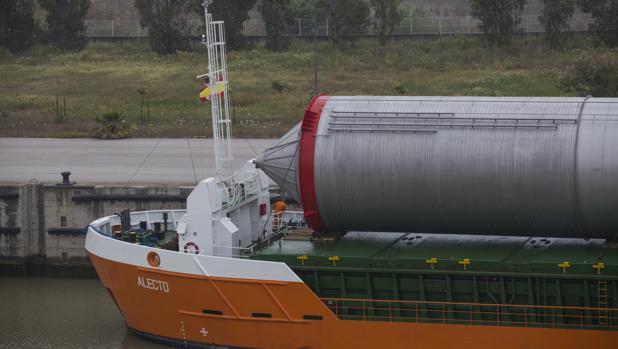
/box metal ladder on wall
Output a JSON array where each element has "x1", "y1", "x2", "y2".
[
  {"x1": 598, "y1": 280, "x2": 609, "y2": 326},
  {"x1": 199, "y1": 0, "x2": 233, "y2": 178}
]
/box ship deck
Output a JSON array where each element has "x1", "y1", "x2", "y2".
[{"x1": 252, "y1": 231, "x2": 618, "y2": 276}]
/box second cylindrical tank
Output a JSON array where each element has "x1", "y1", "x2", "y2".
[{"x1": 256, "y1": 95, "x2": 618, "y2": 238}]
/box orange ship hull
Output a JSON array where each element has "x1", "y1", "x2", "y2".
[{"x1": 91, "y1": 253, "x2": 618, "y2": 349}]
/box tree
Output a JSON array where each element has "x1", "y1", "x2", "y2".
[
  {"x1": 539, "y1": 0, "x2": 575, "y2": 48},
  {"x1": 38, "y1": 0, "x2": 90, "y2": 51},
  {"x1": 323, "y1": 0, "x2": 370, "y2": 47},
  {"x1": 0, "y1": 0, "x2": 36, "y2": 52},
  {"x1": 470, "y1": 0, "x2": 526, "y2": 46},
  {"x1": 259, "y1": 0, "x2": 290, "y2": 52},
  {"x1": 191, "y1": 0, "x2": 257, "y2": 51},
  {"x1": 370, "y1": 0, "x2": 402, "y2": 45},
  {"x1": 577, "y1": 0, "x2": 618, "y2": 47},
  {"x1": 135, "y1": 0, "x2": 190, "y2": 55}
]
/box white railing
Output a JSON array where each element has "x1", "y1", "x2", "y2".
[
  {"x1": 88, "y1": 209, "x2": 187, "y2": 237},
  {"x1": 212, "y1": 210, "x2": 307, "y2": 258},
  {"x1": 84, "y1": 14, "x2": 594, "y2": 38},
  {"x1": 220, "y1": 173, "x2": 260, "y2": 210}
]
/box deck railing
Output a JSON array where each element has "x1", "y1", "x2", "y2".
[{"x1": 321, "y1": 297, "x2": 618, "y2": 330}]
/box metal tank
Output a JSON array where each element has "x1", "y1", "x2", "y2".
[{"x1": 255, "y1": 95, "x2": 618, "y2": 238}]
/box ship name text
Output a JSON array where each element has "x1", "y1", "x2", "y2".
[{"x1": 137, "y1": 276, "x2": 170, "y2": 293}]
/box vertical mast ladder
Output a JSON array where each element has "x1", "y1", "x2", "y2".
[
  {"x1": 201, "y1": 0, "x2": 233, "y2": 178},
  {"x1": 598, "y1": 280, "x2": 609, "y2": 326}
]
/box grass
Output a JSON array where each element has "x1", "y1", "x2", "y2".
[{"x1": 0, "y1": 35, "x2": 612, "y2": 138}]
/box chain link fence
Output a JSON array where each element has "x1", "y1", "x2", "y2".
[{"x1": 85, "y1": 14, "x2": 594, "y2": 38}]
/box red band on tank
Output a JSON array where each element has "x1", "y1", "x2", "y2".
[{"x1": 298, "y1": 95, "x2": 329, "y2": 232}]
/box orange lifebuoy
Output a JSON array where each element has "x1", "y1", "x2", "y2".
[
  {"x1": 147, "y1": 251, "x2": 161, "y2": 267},
  {"x1": 183, "y1": 241, "x2": 200, "y2": 254}
]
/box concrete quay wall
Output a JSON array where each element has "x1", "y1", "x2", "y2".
[{"x1": 0, "y1": 183, "x2": 192, "y2": 277}]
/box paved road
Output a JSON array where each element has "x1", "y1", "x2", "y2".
[{"x1": 0, "y1": 138, "x2": 275, "y2": 185}]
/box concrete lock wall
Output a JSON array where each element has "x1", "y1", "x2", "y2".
[{"x1": 0, "y1": 183, "x2": 192, "y2": 277}]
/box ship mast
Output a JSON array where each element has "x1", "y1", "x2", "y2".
[{"x1": 200, "y1": 0, "x2": 233, "y2": 178}]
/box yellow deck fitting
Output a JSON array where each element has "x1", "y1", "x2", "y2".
[
  {"x1": 458, "y1": 258, "x2": 471, "y2": 270},
  {"x1": 593, "y1": 262, "x2": 606, "y2": 274},
  {"x1": 425, "y1": 257, "x2": 438, "y2": 269},
  {"x1": 296, "y1": 255, "x2": 308, "y2": 265},
  {"x1": 328, "y1": 256, "x2": 340, "y2": 266},
  {"x1": 558, "y1": 261, "x2": 571, "y2": 273}
]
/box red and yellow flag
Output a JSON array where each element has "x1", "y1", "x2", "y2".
[{"x1": 199, "y1": 82, "x2": 225, "y2": 103}]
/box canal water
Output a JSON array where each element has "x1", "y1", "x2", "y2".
[{"x1": 0, "y1": 277, "x2": 169, "y2": 349}]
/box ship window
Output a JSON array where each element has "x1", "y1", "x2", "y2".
[
  {"x1": 303, "y1": 315, "x2": 323, "y2": 320},
  {"x1": 202, "y1": 309, "x2": 223, "y2": 315},
  {"x1": 251, "y1": 312, "x2": 272, "y2": 318}
]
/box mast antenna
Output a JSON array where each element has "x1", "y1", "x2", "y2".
[{"x1": 199, "y1": 0, "x2": 233, "y2": 178}]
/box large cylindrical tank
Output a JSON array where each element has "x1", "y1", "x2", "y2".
[{"x1": 255, "y1": 96, "x2": 618, "y2": 238}]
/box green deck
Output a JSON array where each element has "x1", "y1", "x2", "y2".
[
  {"x1": 252, "y1": 232, "x2": 618, "y2": 329},
  {"x1": 252, "y1": 232, "x2": 618, "y2": 276}
]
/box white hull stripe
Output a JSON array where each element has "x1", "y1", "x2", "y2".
[{"x1": 85, "y1": 228, "x2": 302, "y2": 283}]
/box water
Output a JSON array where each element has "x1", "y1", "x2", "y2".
[{"x1": 0, "y1": 277, "x2": 169, "y2": 349}]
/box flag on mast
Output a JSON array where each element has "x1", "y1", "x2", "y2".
[{"x1": 200, "y1": 82, "x2": 225, "y2": 103}]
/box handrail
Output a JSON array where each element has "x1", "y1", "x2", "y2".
[
  {"x1": 321, "y1": 297, "x2": 617, "y2": 330},
  {"x1": 321, "y1": 297, "x2": 618, "y2": 312}
]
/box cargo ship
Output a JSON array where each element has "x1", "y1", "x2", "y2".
[{"x1": 86, "y1": 3, "x2": 618, "y2": 348}]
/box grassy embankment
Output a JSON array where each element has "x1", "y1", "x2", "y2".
[{"x1": 0, "y1": 36, "x2": 609, "y2": 138}]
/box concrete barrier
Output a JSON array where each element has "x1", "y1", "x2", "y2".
[{"x1": 0, "y1": 182, "x2": 192, "y2": 277}]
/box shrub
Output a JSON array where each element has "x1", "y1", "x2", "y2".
[
  {"x1": 271, "y1": 80, "x2": 285, "y2": 93},
  {"x1": 92, "y1": 112, "x2": 134, "y2": 139},
  {"x1": 393, "y1": 81, "x2": 407, "y2": 94},
  {"x1": 561, "y1": 53, "x2": 618, "y2": 96}
]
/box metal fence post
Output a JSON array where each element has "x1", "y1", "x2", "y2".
[
  {"x1": 298, "y1": 19, "x2": 302, "y2": 36},
  {"x1": 111, "y1": 20, "x2": 114, "y2": 38},
  {"x1": 326, "y1": 18, "x2": 329, "y2": 36},
  {"x1": 137, "y1": 21, "x2": 140, "y2": 37}
]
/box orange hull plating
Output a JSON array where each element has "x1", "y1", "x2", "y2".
[{"x1": 91, "y1": 254, "x2": 618, "y2": 349}]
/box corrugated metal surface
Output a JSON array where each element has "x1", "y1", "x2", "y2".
[
  {"x1": 262, "y1": 96, "x2": 618, "y2": 238},
  {"x1": 254, "y1": 123, "x2": 301, "y2": 201}
]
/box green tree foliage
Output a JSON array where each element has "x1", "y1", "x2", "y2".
[
  {"x1": 92, "y1": 112, "x2": 134, "y2": 139},
  {"x1": 135, "y1": 0, "x2": 190, "y2": 55},
  {"x1": 191, "y1": 0, "x2": 257, "y2": 51},
  {"x1": 561, "y1": 53, "x2": 618, "y2": 96},
  {"x1": 324, "y1": 0, "x2": 370, "y2": 47},
  {"x1": 259, "y1": 0, "x2": 290, "y2": 52},
  {"x1": 539, "y1": 0, "x2": 575, "y2": 48},
  {"x1": 370, "y1": 0, "x2": 402, "y2": 45},
  {"x1": 0, "y1": 0, "x2": 36, "y2": 52},
  {"x1": 577, "y1": 0, "x2": 618, "y2": 47},
  {"x1": 38, "y1": 0, "x2": 90, "y2": 51},
  {"x1": 289, "y1": 0, "x2": 322, "y2": 18},
  {"x1": 470, "y1": 0, "x2": 526, "y2": 46}
]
